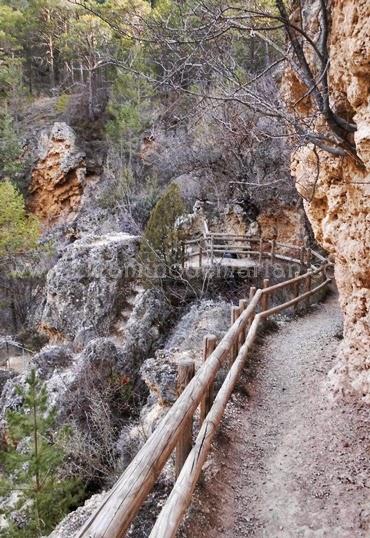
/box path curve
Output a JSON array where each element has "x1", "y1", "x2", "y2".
[{"x1": 180, "y1": 294, "x2": 370, "y2": 538}]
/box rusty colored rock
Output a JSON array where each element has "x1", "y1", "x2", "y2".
[
  {"x1": 28, "y1": 122, "x2": 86, "y2": 224},
  {"x1": 285, "y1": 0, "x2": 370, "y2": 401}
]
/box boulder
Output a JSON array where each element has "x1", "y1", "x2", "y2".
[
  {"x1": 40, "y1": 233, "x2": 140, "y2": 341},
  {"x1": 32, "y1": 344, "x2": 73, "y2": 380}
]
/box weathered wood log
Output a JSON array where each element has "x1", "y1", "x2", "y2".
[
  {"x1": 175, "y1": 360, "x2": 195, "y2": 478},
  {"x1": 230, "y1": 306, "x2": 241, "y2": 365},
  {"x1": 200, "y1": 335, "x2": 217, "y2": 423},
  {"x1": 149, "y1": 316, "x2": 261, "y2": 538},
  {"x1": 77, "y1": 290, "x2": 262, "y2": 538},
  {"x1": 239, "y1": 299, "x2": 248, "y2": 345}
]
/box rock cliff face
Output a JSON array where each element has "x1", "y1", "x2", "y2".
[
  {"x1": 28, "y1": 122, "x2": 86, "y2": 223},
  {"x1": 41, "y1": 233, "x2": 140, "y2": 341},
  {"x1": 285, "y1": 0, "x2": 370, "y2": 401}
]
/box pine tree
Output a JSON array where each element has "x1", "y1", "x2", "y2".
[{"x1": 0, "y1": 370, "x2": 83, "y2": 537}]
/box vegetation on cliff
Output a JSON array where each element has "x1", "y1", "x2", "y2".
[{"x1": 0, "y1": 370, "x2": 83, "y2": 537}]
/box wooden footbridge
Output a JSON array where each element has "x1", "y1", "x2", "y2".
[
  {"x1": 181, "y1": 231, "x2": 315, "y2": 272},
  {"x1": 78, "y1": 236, "x2": 332, "y2": 538}
]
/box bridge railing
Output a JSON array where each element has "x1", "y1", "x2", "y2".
[
  {"x1": 182, "y1": 233, "x2": 327, "y2": 271},
  {"x1": 77, "y1": 240, "x2": 332, "y2": 538}
]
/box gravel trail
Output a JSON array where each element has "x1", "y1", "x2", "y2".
[{"x1": 180, "y1": 294, "x2": 370, "y2": 538}]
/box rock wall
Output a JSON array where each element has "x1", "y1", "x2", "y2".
[
  {"x1": 285, "y1": 0, "x2": 370, "y2": 401},
  {"x1": 28, "y1": 122, "x2": 86, "y2": 223},
  {"x1": 41, "y1": 233, "x2": 140, "y2": 341},
  {"x1": 257, "y1": 206, "x2": 307, "y2": 245}
]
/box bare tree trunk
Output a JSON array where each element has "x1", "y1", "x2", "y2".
[{"x1": 88, "y1": 68, "x2": 94, "y2": 120}]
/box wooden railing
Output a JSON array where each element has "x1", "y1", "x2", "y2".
[
  {"x1": 182, "y1": 233, "x2": 325, "y2": 270},
  {"x1": 78, "y1": 239, "x2": 332, "y2": 538}
]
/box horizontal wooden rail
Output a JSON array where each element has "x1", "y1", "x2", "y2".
[
  {"x1": 260, "y1": 278, "x2": 331, "y2": 318},
  {"x1": 77, "y1": 291, "x2": 262, "y2": 538},
  {"x1": 79, "y1": 232, "x2": 332, "y2": 538},
  {"x1": 150, "y1": 316, "x2": 261, "y2": 538}
]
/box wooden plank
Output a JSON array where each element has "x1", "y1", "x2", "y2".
[
  {"x1": 149, "y1": 316, "x2": 261, "y2": 538},
  {"x1": 175, "y1": 360, "x2": 195, "y2": 478},
  {"x1": 77, "y1": 290, "x2": 263, "y2": 538}
]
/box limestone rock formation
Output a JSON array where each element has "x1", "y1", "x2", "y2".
[
  {"x1": 48, "y1": 491, "x2": 107, "y2": 538},
  {"x1": 28, "y1": 122, "x2": 86, "y2": 223},
  {"x1": 139, "y1": 300, "x2": 229, "y2": 436},
  {"x1": 41, "y1": 233, "x2": 140, "y2": 341},
  {"x1": 175, "y1": 200, "x2": 207, "y2": 235},
  {"x1": 285, "y1": 0, "x2": 370, "y2": 401},
  {"x1": 257, "y1": 206, "x2": 307, "y2": 245}
]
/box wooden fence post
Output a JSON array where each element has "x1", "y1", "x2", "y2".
[
  {"x1": 261, "y1": 278, "x2": 270, "y2": 312},
  {"x1": 305, "y1": 270, "x2": 312, "y2": 311},
  {"x1": 239, "y1": 299, "x2": 248, "y2": 348},
  {"x1": 294, "y1": 271, "x2": 300, "y2": 314},
  {"x1": 176, "y1": 360, "x2": 195, "y2": 478},
  {"x1": 230, "y1": 306, "x2": 241, "y2": 366},
  {"x1": 200, "y1": 335, "x2": 217, "y2": 423},
  {"x1": 248, "y1": 286, "x2": 257, "y2": 328}
]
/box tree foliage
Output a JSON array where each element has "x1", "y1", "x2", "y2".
[
  {"x1": 140, "y1": 183, "x2": 185, "y2": 274},
  {"x1": 0, "y1": 181, "x2": 39, "y2": 256},
  {"x1": 0, "y1": 370, "x2": 83, "y2": 537}
]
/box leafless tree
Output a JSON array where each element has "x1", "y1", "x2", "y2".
[{"x1": 74, "y1": 0, "x2": 358, "y2": 162}]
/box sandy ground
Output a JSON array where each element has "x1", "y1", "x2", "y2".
[{"x1": 179, "y1": 294, "x2": 370, "y2": 538}]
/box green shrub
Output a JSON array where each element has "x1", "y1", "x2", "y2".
[
  {"x1": 139, "y1": 183, "x2": 185, "y2": 276},
  {"x1": 55, "y1": 93, "x2": 71, "y2": 114}
]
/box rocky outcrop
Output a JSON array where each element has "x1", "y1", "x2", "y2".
[
  {"x1": 41, "y1": 233, "x2": 140, "y2": 341},
  {"x1": 139, "y1": 300, "x2": 229, "y2": 436},
  {"x1": 257, "y1": 206, "x2": 307, "y2": 245},
  {"x1": 28, "y1": 122, "x2": 86, "y2": 223},
  {"x1": 48, "y1": 492, "x2": 107, "y2": 538},
  {"x1": 175, "y1": 200, "x2": 207, "y2": 235},
  {"x1": 285, "y1": 0, "x2": 370, "y2": 401}
]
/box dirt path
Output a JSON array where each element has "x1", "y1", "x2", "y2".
[{"x1": 180, "y1": 294, "x2": 370, "y2": 538}]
